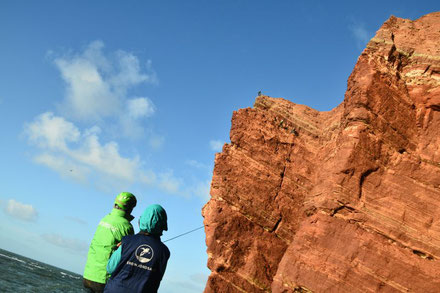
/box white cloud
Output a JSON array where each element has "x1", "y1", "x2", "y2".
[
  {"x1": 158, "y1": 171, "x2": 183, "y2": 194},
  {"x1": 119, "y1": 116, "x2": 145, "y2": 139},
  {"x1": 23, "y1": 41, "x2": 207, "y2": 200},
  {"x1": 54, "y1": 40, "x2": 157, "y2": 123},
  {"x1": 192, "y1": 179, "x2": 211, "y2": 201},
  {"x1": 33, "y1": 153, "x2": 89, "y2": 183},
  {"x1": 25, "y1": 112, "x2": 144, "y2": 185},
  {"x1": 42, "y1": 233, "x2": 88, "y2": 254},
  {"x1": 4, "y1": 199, "x2": 38, "y2": 222},
  {"x1": 185, "y1": 160, "x2": 209, "y2": 170},
  {"x1": 65, "y1": 216, "x2": 88, "y2": 226},
  {"x1": 209, "y1": 140, "x2": 224, "y2": 152},
  {"x1": 139, "y1": 170, "x2": 157, "y2": 185},
  {"x1": 190, "y1": 273, "x2": 209, "y2": 285},
  {"x1": 166, "y1": 273, "x2": 208, "y2": 293},
  {"x1": 127, "y1": 97, "x2": 155, "y2": 119},
  {"x1": 149, "y1": 135, "x2": 165, "y2": 149},
  {"x1": 349, "y1": 21, "x2": 372, "y2": 49},
  {"x1": 112, "y1": 52, "x2": 157, "y2": 88},
  {"x1": 70, "y1": 134, "x2": 141, "y2": 181},
  {"x1": 55, "y1": 49, "x2": 118, "y2": 121},
  {"x1": 25, "y1": 112, "x2": 189, "y2": 196},
  {"x1": 25, "y1": 112, "x2": 80, "y2": 150},
  {"x1": 119, "y1": 97, "x2": 156, "y2": 138},
  {"x1": 166, "y1": 280, "x2": 204, "y2": 293}
]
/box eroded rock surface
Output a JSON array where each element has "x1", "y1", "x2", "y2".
[{"x1": 202, "y1": 12, "x2": 440, "y2": 292}]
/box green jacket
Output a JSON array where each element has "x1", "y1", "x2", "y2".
[{"x1": 83, "y1": 208, "x2": 134, "y2": 284}]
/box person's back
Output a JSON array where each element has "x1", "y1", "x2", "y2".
[
  {"x1": 104, "y1": 204, "x2": 170, "y2": 293},
  {"x1": 83, "y1": 192, "x2": 137, "y2": 293}
]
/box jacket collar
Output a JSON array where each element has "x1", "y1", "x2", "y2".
[
  {"x1": 139, "y1": 230, "x2": 160, "y2": 239},
  {"x1": 111, "y1": 208, "x2": 134, "y2": 221}
]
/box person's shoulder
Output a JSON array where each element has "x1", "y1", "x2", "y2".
[
  {"x1": 160, "y1": 241, "x2": 170, "y2": 257},
  {"x1": 122, "y1": 233, "x2": 135, "y2": 242},
  {"x1": 97, "y1": 212, "x2": 114, "y2": 226},
  {"x1": 116, "y1": 216, "x2": 131, "y2": 224},
  {"x1": 105, "y1": 212, "x2": 133, "y2": 230},
  {"x1": 100, "y1": 212, "x2": 112, "y2": 221},
  {"x1": 116, "y1": 220, "x2": 133, "y2": 234},
  {"x1": 110, "y1": 212, "x2": 131, "y2": 225}
]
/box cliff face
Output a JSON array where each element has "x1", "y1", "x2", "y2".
[{"x1": 202, "y1": 12, "x2": 440, "y2": 292}]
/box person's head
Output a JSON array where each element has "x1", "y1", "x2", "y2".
[
  {"x1": 114, "y1": 192, "x2": 137, "y2": 214},
  {"x1": 139, "y1": 204, "x2": 168, "y2": 236}
]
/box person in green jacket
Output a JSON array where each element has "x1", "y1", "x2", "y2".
[{"x1": 83, "y1": 192, "x2": 137, "y2": 293}]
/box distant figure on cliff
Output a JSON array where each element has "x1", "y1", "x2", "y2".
[
  {"x1": 104, "y1": 204, "x2": 170, "y2": 293},
  {"x1": 83, "y1": 192, "x2": 137, "y2": 293},
  {"x1": 258, "y1": 90, "x2": 262, "y2": 96}
]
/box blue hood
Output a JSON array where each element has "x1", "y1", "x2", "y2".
[{"x1": 139, "y1": 204, "x2": 168, "y2": 236}]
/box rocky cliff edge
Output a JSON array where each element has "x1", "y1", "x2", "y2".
[{"x1": 202, "y1": 12, "x2": 440, "y2": 292}]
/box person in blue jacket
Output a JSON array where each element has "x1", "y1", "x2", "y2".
[{"x1": 104, "y1": 204, "x2": 170, "y2": 293}]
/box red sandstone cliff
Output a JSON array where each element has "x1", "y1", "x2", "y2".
[{"x1": 202, "y1": 12, "x2": 440, "y2": 292}]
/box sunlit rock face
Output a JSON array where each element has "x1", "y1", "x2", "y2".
[{"x1": 202, "y1": 12, "x2": 440, "y2": 292}]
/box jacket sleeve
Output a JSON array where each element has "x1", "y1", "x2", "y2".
[
  {"x1": 159, "y1": 246, "x2": 171, "y2": 281},
  {"x1": 107, "y1": 245, "x2": 122, "y2": 274}
]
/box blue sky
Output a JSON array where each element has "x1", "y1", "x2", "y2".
[{"x1": 0, "y1": 1, "x2": 438, "y2": 292}]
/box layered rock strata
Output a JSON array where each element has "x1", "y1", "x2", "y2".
[{"x1": 202, "y1": 12, "x2": 440, "y2": 292}]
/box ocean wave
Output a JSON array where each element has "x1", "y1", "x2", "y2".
[
  {"x1": 0, "y1": 253, "x2": 26, "y2": 264},
  {"x1": 60, "y1": 271, "x2": 81, "y2": 279},
  {"x1": 29, "y1": 262, "x2": 45, "y2": 270}
]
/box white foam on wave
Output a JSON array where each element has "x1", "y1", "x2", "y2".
[
  {"x1": 29, "y1": 262, "x2": 45, "y2": 270},
  {"x1": 60, "y1": 271, "x2": 80, "y2": 279},
  {"x1": 0, "y1": 253, "x2": 26, "y2": 264}
]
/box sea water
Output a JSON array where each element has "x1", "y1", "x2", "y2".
[{"x1": 0, "y1": 248, "x2": 86, "y2": 292}]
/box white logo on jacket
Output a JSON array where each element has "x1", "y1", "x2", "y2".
[{"x1": 135, "y1": 244, "x2": 154, "y2": 263}]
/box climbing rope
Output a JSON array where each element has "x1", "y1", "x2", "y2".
[{"x1": 163, "y1": 225, "x2": 205, "y2": 243}]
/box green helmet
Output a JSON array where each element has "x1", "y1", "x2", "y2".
[{"x1": 114, "y1": 192, "x2": 137, "y2": 211}]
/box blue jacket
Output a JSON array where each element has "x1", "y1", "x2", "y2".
[{"x1": 104, "y1": 204, "x2": 170, "y2": 293}]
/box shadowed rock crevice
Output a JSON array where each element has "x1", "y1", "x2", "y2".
[
  {"x1": 270, "y1": 217, "x2": 282, "y2": 233},
  {"x1": 331, "y1": 204, "x2": 356, "y2": 217},
  {"x1": 203, "y1": 12, "x2": 440, "y2": 292},
  {"x1": 412, "y1": 249, "x2": 434, "y2": 260},
  {"x1": 358, "y1": 167, "x2": 379, "y2": 199}
]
